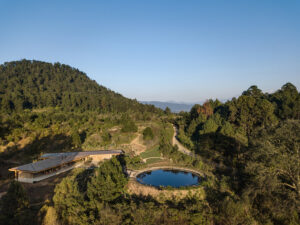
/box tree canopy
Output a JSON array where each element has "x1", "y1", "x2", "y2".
[
  {"x1": 0, "y1": 181, "x2": 31, "y2": 225},
  {"x1": 0, "y1": 60, "x2": 160, "y2": 114}
]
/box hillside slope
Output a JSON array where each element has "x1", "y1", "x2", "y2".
[{"x1": 0, "y1": 60, "x2": 158, "y2": 113}]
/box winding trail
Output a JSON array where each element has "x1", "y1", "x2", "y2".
[
  {"x1": 172, "y1": 125, "x2": 195, "y2": 157},
  {"x1": 141, "y1": 156, "x2": 164, "y2": 163}
]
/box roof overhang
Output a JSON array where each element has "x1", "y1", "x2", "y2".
[{"x1": 9, "y1": 150, "x2": 123, "y2": 173}]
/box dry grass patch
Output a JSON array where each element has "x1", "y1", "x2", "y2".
[{"x1": 126, "y1": 179, "x2": 205, "y2": 202}]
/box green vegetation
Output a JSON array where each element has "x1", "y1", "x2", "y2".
[
  {"x1": 0, "y1": 110, "x2": 146, "y2": 164},
  {"x1": 0, "y1": 181, "x2": 32, "y2": 225},
  {"x1": 47, "y1": 156, "x2": 213, "y2": 225},
  {"x1": 121, "y1": 119, "x2": 138, "y2": 133},
  {"x1": 159, "y1": 129, "x2": 206, "y2": 171},
  {"x1": 145, "y1": 157, "x2": 163, "y2": 164},
  {"x1": 0, "y1": 60, "x2": 299, "y2": 225},
  {"x1": 140, "y1": 146, "x2": 160, "y2": 159},
  {"x1": 123, "y1": 155, "x2": 144, "y2": 170},
  {"x1": 52, "y1": 157, "x2": 127, "y2": 224},
  {"x1": 0, "y1": 60, "x2": 161, "y2": 114},
  {"x1": 244, "y1": 120, "x2": 300, "y2": 224},
  {"x1": 174, "y1": 83, "x2": 300, "y2": 224},
  {"x1": 142, "y1": 127, "x2": 154, "y2": 140}
]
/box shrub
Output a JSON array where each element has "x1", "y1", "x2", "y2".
[
  {"x1": 121, "y1": 120, "x2": 138, "y2": 133},
  {"x1": 101, "y1": 131, "x2": 112, "y2": 145},
  {"x1": 42, "y1": 206, "x2": 60, "y2": 225},
  {"x1": 143, "y1": 127, "x2": 154, "y2": 140}
]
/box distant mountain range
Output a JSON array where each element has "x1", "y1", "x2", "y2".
[{"x1": 141, "y1": 101, "x2": 198, "y2": 113}]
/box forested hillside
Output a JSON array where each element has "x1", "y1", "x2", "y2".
[{"x1": 0, "y1": 60, "x2": 158, "y2": 113}]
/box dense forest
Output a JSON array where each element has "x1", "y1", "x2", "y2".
[
  {"x1": 0, "y1": 60, "x2": 299, "y2": 225},
  {"x1": 176, "y1": 83, "x2": 300, "y2": 151},
  {"x1": 174, "y1": 83, "x2": 300, "y2": 224},
  {"x1": 0, "y1": 60, "x2": 159, "y2": 113}
]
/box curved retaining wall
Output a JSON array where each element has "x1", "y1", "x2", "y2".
[{"x1": 129, "y1": 166, "x2": 204, "y2": 178}]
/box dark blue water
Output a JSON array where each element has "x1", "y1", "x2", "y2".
[{"x1": 136, "y1": 169, "x2": 201, "y2": 188}]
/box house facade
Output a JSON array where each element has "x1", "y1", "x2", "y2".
[{"x1": 9, "y1": 150, "x2": 123, "y2": 183}]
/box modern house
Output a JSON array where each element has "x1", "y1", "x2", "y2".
[{"x1": 9, "y1": 150, "x2": 123, "y2": 183}]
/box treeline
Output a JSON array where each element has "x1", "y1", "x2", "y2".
[
  {"x1": 177, "y1": 83, "x2": 300, "y2": 151},
  {"x1": 0, "y1": 60, "x2": 160, "y2": 114}
]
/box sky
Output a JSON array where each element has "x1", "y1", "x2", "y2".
[{"x1": 0, "y1": 0, "x2": 299, "y2": 103}]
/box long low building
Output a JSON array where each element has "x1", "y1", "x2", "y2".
[{"x1": 9, "y1": 150, "x2": 123, "y2": 183}]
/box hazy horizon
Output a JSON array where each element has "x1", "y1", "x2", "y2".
[{"x1": 1, "y1": 0, "x2": 299, "y2": 102}]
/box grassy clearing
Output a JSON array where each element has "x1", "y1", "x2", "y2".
[
  {"x1": 146, "y1": 158, "x2": 162, "y2": 164},
  {"x1": 140, "y1": 145, "x2": 160, "y2": 159},
  {"x1": 114, "y1": 132, "x2": 136, "y2": 145}
]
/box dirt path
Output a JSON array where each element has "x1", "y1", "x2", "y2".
[
  {"x1": 142, "y1": 156, "x2": 164, "y2": 163},
  {"x1": 172, "y1": 125, "x2": 194, "y2": 156},
  {"x1": 130, "y1": 133, "x2": 147, "y2": 155}
]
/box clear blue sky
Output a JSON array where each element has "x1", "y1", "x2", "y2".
[{"x1": 1, "y1": 0, "x2": 299, "y2": 102}]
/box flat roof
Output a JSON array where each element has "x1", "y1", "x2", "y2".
[
  {"x1": 40, "y1": 150, "x2": 123, "y2": 159},
  {"x1": 9, "y1": 150, "x2": 123, "y2": 173}
]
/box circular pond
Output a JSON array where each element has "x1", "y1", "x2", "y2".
[{"x1": 136, "y1": 169, "x2": 202, "y2": 188}]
